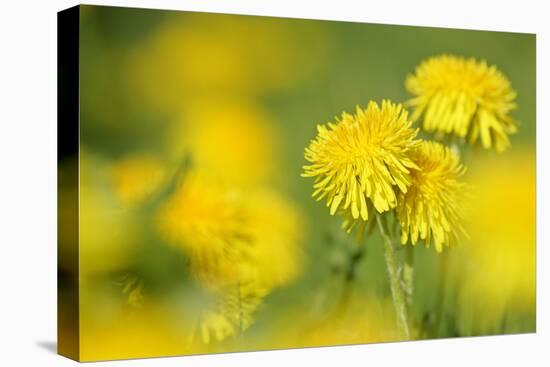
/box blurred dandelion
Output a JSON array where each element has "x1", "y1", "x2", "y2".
[
  {"x1": 406, "y1": 54, "x2": 517, "y2": 152},
  {"x1": 302, "y1": 100, "x2": 420, "y2": 226},
  {"x1": 156, "y1": 173, "x2": 304, "y2": 343},
  {"x1": 195, "y1": 190, "x2": 303, "y2": 343},
  {"x1": 155, "y1": 173, "x2": 251, "y2": 283},
  {"x1": 170, "y1": 99, "x2": 281, "y2": 187},
  {"x1": 396, "y1": 141, "x2": 467, "y2": 252}
]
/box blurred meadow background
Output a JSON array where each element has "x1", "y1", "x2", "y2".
[{"x1": 58, "y1": 5, "x2": 535, "y2": 361}]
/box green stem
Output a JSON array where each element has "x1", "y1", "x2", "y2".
[
  {"x1": 404, "y1": 245, "x2": 414, "y2": 316},
  {"x1": 377, "y1": 215, "x2": 410, "y2": 339},
  {"x1": 433, "y1": 250, "x2": 449, "y2": 336}
]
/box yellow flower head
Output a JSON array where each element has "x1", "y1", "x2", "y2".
[
  {"x1": 396, "y1": 141, "x2": 466, "y2": 252},
  {"x1": 171, "y1": 99, "x2": 281, "y2": 187},
  {"x1": 302, "y1": 100, "x2": 420, "y2": 223},
  {"x1": 155, "y1": 174, "x2": 250, "y2": 283},
  {"x1": 406, "y1": 55, "x2": 517, "y2": 152},
  {"x1": 156, "y1": 174, "x2": 304, "y2": 290},
  {"x1": 156, "y1": 174, "x2": 304, "y2": 343}
]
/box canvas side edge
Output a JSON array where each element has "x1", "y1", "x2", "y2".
[{"x1": 57, "y1": 5, "x2": 81, "y2": 362}]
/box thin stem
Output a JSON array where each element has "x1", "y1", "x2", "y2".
[
  {"x1": 377, "y1": 215, "x2": 410, "y2": 339},
  {"x1": 433, "y1": 250, "x2": 449, "y2": 336},
  {"x1": 404, "y1": 245, "x2": 415, "y2": 316}
]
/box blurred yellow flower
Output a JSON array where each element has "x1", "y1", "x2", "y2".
[
  {"x1": 302, "y1": 100, "x2": 419, "y2": 223},
  {"x1": 396, "y1": 141, "x2": 466, "y2": 252},
  {"x1": 111, "y1": 154, "x2": 168, "y2": 206},
  {"x1": 211, "y1": 189, "x2": 304, "y2": 291},
  {"x1": 454, "y1": 151, "x2": 535, "y2": 333},
  {"x1": 156, "y1": 173, "x2": 304, "y2": 289},
  {"x1": 155, "y1": 173, "x2": 250, "y2": 283},
  {"x1": 171, "y1": 99, "x2": 281, "y2": 187},
  {"x1": 155, "y1": 173, "x2": 304, "y2": 343},
  {"x1": 406, "y1": 55, "x2": 517, "y2": 152}
]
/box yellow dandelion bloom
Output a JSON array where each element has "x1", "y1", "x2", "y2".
[
  {"x1": 156, "y1": 172, "x2": 304, "y2": 289},
  {"x1": 396, "y1": 141, "x2": 466, "y2": 252},
  {"x1": 406, "y1": 55, "x2": 517, "y2": 152},
  {"x1": 111, "y1": 154, "x2": 168, "y2": 206},
  {"x1": 302, "y1": 100, "x2": 420, "y2": 224},
  {"x1": 156, "y1": 174, "x2": 304, "y2": 343},
  {"x1": 171, "y1": 99, "x2": 281, "y2": 187},
  {"x1": 155, "y1": 173, "x2": 250, "y2": 283}
]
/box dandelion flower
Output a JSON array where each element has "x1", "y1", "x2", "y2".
[
  {"x1": 302, "y1": 100, "x2": 420, "y2": 225},
  {"x1": 156, "y1": 174, "x2": 304, "y2": 287},
  {"x1": 396, "y1": 141, "x2": 466, "y2": 252},
  {"x1": 172, "y1": 99, "x2": 280, "y2": 187},
  {"x1": 156, "y1": 174, "x2": 304, "y2": 343},
  {"x1": 155, "y1": 173, "x2": 251, "y2": 283},
  {"x1": 406, "y1": 55, "x2": 517, "y2": 152}
]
